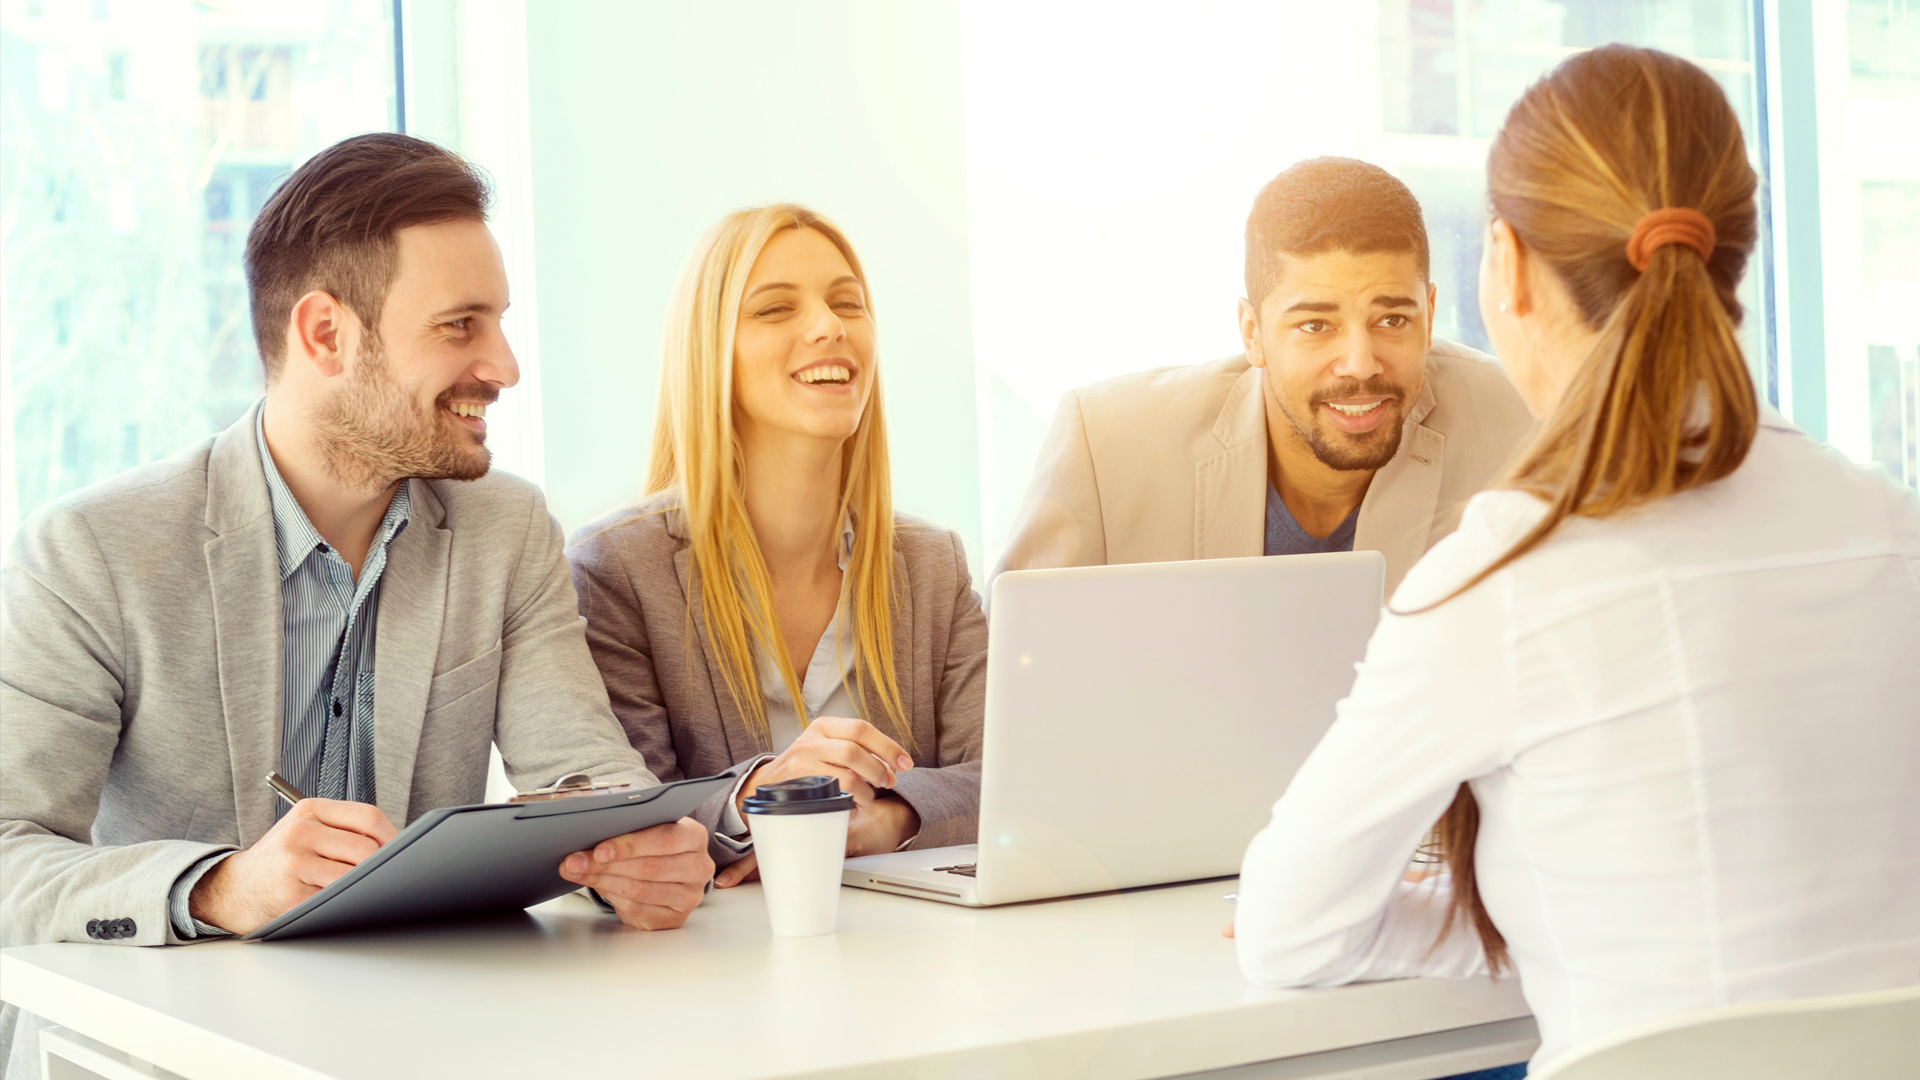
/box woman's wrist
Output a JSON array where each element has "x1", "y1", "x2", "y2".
[
  {"x1": 733, "y1": 756, "x2": 776, "y2": 815},
  {"x1": 876, "y1": 791, "x2": 922, "y2": 846}
]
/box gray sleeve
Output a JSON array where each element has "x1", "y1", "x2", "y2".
[
  {"x1": 167, "y1": 852, "x2": 236, "y2": 940},
  {"x1": 568, "y1": 523, "x2": 757, "y2": 869},
  {"x1": 0, "y1": 505, "x2": 235, "y2": 948},
  {"x1": 887, "y1": 530, "x2": 987, "y2": 849},
  {"x1": 713, "y1": 754, "x2": 776, "y2": 853},
  {"x1": 491, "y1": 489, "x2": 662, "y2": 794}
]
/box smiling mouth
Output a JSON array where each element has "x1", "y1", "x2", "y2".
[
  {"x1": 794, "y1": 363, "x2": 854, "y2": 386},
  {"x1": 1325, "y1": 400, "x2": 1385, "y2": 418},
  {"x1": 449, "y1": 402, "x2": 488, "y2": 419}
]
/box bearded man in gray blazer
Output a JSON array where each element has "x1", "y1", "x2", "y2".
[
  {"x1": 994, "y1": 158, "x2": 1535, "y2": 600},
  {"x1": 0, "y1": 134, "x2": 712, "y2": 1073}
]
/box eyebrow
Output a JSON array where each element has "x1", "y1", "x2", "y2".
[
  {"x1": 744, "y1": 275, "x2": 863, "y2": 301},
  {"x1": 1281, "y1": 300, "x2": 1340, "y2": 315},
  {"x1": 1280, "y1": 294, "x2": 1419, "y2": 316},
  {"x1": 429, "y1": 301, "x2": 506, "y2": 321}
]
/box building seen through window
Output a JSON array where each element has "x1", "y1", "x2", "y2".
[
  {"x1": 1845, "y1": 0, "x2": 1918, "y2": 487},
  {"x1": 0, "y1": 0, "x2": 395, "y2": 549}
]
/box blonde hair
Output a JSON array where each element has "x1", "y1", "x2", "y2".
[
  {"x1": 647, "y1": 204, "x2": 911, "y2": 748},
  {"x1": 1427, "y1": 45, "x2": 1760, "y2": 973}
]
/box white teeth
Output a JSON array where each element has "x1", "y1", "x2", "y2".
[
  {"x1": 1328, "y1": 401, "x2": 1383, "y2": 417},
  {"x1": 450, "y1": 402, "x2": 487, "y2": 418},
  {"x1": 797, "y1": 364, "x2": 852, "y2": 385}
]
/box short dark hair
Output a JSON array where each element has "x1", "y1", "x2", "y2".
[
  {"x1": 246, "y1": 132, "x2": 490, "y2": 378},
  {"x1": 1243, "y1": 157, "x2": 1430, "y2": 306}
]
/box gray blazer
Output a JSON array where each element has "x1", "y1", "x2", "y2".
[
  {"x1": 567, "y1": 495, "x2": 987, "y2": 867},
  {"x1": 0, "y1": 403, "x2": 655, "y2": 949}
]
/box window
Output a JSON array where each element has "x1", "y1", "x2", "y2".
[
  {"x1": 1837, "y1": 0, "x2": 1918, "y2": 484},
  {"x1": 5, "y1": 2, "x2": 1912, "y2": 574},
  {"x1": 1, "y1": 1, "x2": 399, "y2": 551},
  {"x1": 959, "y1": 0, "x2": 1768, "y2": 571}
]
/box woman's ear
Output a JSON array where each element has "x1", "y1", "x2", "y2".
[
  {"x1": 1488, "y1": 218, "x2": 1534, "y2": 318},
  {"x1": 288, "y1": 290, "x2": 351, "y2": 379}
]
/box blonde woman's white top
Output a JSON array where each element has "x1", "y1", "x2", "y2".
[{"x1": 1234, "y1": 412, "x2": 1920, "y2": 1071}]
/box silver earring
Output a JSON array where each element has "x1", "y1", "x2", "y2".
[{"x1": 1498, "y1": 299, "x2": 1511, "y2": 313}]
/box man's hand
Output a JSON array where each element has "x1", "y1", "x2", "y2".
[
  {"x1": 739, "y1": 717, "x2": 912, "y2": 811},
  {"x1": 558, "y1": 817, "x2": 713, "y2": 930},
  {"x1": 189, "y1": 799, "x2": 397, "y2": 935},
  {"x1": 717, "y1": 793, "x2": 919, "y2": 887}
]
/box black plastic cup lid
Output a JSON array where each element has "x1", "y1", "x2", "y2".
[{"x1": 742, "y1": 776, "x2": 855, "y2": 815}]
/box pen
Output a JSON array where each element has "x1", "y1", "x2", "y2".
[{"x1": 266, "y1": 772, "x2": 307, "y2": 808}]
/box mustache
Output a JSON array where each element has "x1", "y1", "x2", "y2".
[
  {"x1": 1309, "y1": 376, "x2": 1406, "y2": 409},
  {"x1": 436, "y1": 382, "x2": 501, "y2": 408}
]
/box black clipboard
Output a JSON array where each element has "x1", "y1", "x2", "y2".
[{"x1": 244, "y1": 772, "x2": 733, "y2": 941}]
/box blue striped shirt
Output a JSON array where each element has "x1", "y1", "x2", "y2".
[
  {"x1": 166, "y1": 412, "x2": 410, "y2": 938},
  {"x1": 257, "y1": 410, "x2": 411, "y2": 808}
]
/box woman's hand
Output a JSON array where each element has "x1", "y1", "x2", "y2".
[
  {"x1": 847, "y1": 793, "x2": 921, "y2": 857},
  {"x1": 737, "y1": 716, "x2": 912, "y2": 811},
  {"x1": 715, "y1": 791, "x2": 922, "y2": 888}
]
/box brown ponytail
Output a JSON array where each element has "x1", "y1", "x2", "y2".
[{"x1": 1428, "y1": 45, "x2": 1761, "y2": 973}]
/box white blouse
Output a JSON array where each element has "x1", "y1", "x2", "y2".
[{"x1": 1235, "y1": 413, "x2": 1920, "y2": 1071}]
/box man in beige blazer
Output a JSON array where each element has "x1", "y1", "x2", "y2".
[
  {"x1": 0, "y1": 136, "x2": 709, "y2": 1075},
  {"x1": 995, "y1": 158, "x2": 1535, "y2": 599}
]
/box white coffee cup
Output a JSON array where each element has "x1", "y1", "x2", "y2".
[{"x1": 743, "y1": 776, "x2": 854, "y2": 937}]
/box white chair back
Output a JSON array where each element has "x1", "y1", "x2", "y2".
[{"x1": 1530, "y1": 984, "x2": 1920, "y2": 1080}]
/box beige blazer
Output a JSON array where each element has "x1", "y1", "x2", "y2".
[
  {"x1": 567, "y1": 495, "x2": 987, "y2": 868},
  {"x1": 992, "y1": 338, "x2": 1536, "y2": 599}
]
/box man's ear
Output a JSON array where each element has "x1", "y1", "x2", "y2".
[
  {"x1": 1425, "y1": 280, "x2": 1438, "y2": 350},
  {"x1": 1238, "y1": 297, "x2": 1266, "y2": 369},
  {"x1": 287, "y1": 290, "x2": 351, "y2": 379}
]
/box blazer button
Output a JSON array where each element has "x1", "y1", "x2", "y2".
[
  {"x1": 86, "y1": 920, "x2": 101, "y2": 939},
  {"x1": 119, "y1": 919, "x2": 136, "y2": 938}
]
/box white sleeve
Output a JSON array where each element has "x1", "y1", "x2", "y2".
[{"x1": 1234, "y1": 565, "x2": 1518, "y2": 988}]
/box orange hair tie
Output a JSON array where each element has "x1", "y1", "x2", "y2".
[{"x1": 1625, "y1": 207, "x2": 1717, "y2": 271}]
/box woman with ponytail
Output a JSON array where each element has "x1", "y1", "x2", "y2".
[
  {"x1": 1232, "y1": 45, "x2": 1920, "y2": 1073},
  {"x1": 567, "y1": 205, "x2": 986, "y2": 885}
]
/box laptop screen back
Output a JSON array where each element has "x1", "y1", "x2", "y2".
[{"x1": 976, "y1": 552, "x2": 1384, "y2": 905}]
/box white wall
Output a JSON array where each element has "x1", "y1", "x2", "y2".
[{"x1": 522, "y1": 0, "x2": 983, "y2": 567}]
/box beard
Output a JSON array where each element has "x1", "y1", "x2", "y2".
[
  {"x1": 313, "y1": 334, "x2": 496, "y2": 490},
  {"x1": 1275, "y1": 374, "x2": 1413, "y2": 472}
]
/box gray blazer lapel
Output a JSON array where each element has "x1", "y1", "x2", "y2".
[
  {"x1": 372, "y1": 479, "x2": 449, "y2": 827},
  {"x1": 1194, "y1": 365, "x2": 1268, "y2": 560},
  {"x1": 202, "y1": 406, "x2": 284, "y2": 847},
  {"x1": 1355, "y1": 379, "x2": 1445, "y2": 596},
  {"x1": 858, "y1": 550, "x2": 918, "y2": 744},
  {"x1": 673, "y1": 545, "x2": 763, "y2": 761}
]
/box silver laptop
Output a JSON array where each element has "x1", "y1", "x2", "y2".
[{"x1": 842, "y1": 551, "x2": 1385, "y2": 906}]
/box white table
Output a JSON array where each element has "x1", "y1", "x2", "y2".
[{"x1": 1, "y1": 880, "x2": 1536, "y2": 1080}]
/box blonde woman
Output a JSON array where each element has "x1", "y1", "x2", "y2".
[{"x1": 567, "y1": 205, "x2": 986, "y2": 886}]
